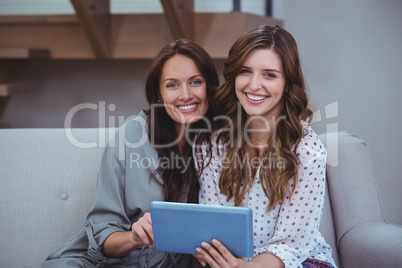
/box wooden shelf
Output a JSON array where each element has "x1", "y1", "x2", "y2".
[
  {"x1": 0, "y1": 15, "x2": 79, "y2": 25},
  {"x1": 0, "y1": 48, "x2": 50, "y2": 59},
  {"x1": 0, "y1": 13, "x2": 282, "y2": 59},
  {"x1": 161, "y1": 0, "x2": 194, "y2": 40},
  {"x1": 0, "y1": 1, "x2": 283, "y2": 127},
  {"x1": 70, "y1": 0, "x2": 111, "y2": 58},
  {"x1": 0, "y1": 84, "x2": 27, "y2": 97}
]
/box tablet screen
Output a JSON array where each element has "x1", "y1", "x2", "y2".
[{"x1": 150, "y1": 201, "x2": 253, "y2": 258}]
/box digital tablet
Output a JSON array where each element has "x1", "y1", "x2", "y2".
[{"x1": 150, "y1": 201, "x2": 253, "y2": 258}]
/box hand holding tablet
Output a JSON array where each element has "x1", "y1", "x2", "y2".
[{"x1": 150, "y1": 201, "x2": 254, "y2": 258}]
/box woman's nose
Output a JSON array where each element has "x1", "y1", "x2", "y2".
[
  {"x1": 180, "y1": 86, "x2": 194, "y2": 101},
  {"x1": 249, "y1": 74, "x2": 262, "y2": 91}
]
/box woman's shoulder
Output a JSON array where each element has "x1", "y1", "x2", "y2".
[
  {"x1": 117, "y1": 111, "x2": 148, "y2": 135},
  {"x1": 111, "y1": 111, "x2": 151, "y2": 148},
  {"x1": 297, "y1": 124, "x2": 327, "y2": 165},
  {"x1": 301, "y1": 124, "x2": 324, "y2": 145},
  {"x1": 121, "y1": 111, "x2": 148, "y2": 131}
]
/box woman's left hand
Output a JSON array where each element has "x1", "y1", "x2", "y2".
[{"x1": 195, "y1": 239, "x2": 250, "y2": 268}]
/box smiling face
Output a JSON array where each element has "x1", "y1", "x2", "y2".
[
  {"x1": 235, "y1": 48, "x2": 286, "y2": 121},
  {"x1": 159, "y1": 54, "x2": 209, "y2": 129}
]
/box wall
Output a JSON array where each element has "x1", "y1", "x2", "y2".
[
  {"x1": 1, "y1": 0, "x2": 401, "y2": 225},
  {"x1": 1, "y1": 60, "x2": 154, "y2": 128},
  {"x1": 283, "y1": 0, "x2": 402, "y2": 225},
  {"x1": 1, "y1": 59, "x2": 225, "y2": 129}
]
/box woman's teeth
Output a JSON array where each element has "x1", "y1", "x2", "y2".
[
  {"x1": 177, "y1": 104, "x2": 198, "y2": 110},
  {"x1": 246, "y1": 93, "x2": 268, "y2": 101}
]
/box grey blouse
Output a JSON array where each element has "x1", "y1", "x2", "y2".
[{"x1": 42, "y1": 111, "x2": 190, "y2": 267}]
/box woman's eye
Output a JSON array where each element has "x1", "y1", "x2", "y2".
[
  {"x1": 240, "y1": 69, "x2": 251, "y2": 74},
  {"x1": 264, "y1": 73, "x2": 276, "y2": 78},
  {"x1": 191, "y1": 79, "x2": 203, "y2": 86},
  {"x1": 166, "y1": 83, "x2": 178, "y2": 88}
]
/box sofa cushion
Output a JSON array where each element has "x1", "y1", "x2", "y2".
[{"x1": 0, "y1": 128, "x2": 106, "y2": 268}]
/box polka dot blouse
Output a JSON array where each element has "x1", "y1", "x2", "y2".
[{"x1": 196, "y1": 126, "x2": 337, "y2": 267}]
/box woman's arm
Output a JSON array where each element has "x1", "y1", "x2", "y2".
[
  {"x1": 103, "y1": 212, "x2": 154, "y2": 257},
  {"x1": 196, "y1": 239, "x2": 284, "y2": 268},
  {"x1": 102, "y1": 231, "x2": 136, "y2": 257},
  {"x1": 250, "y1": 253, "x2": 284, "y2": 268},
  {"x1": 85, "y1": 117, "x2": 157, "y2": 260}
]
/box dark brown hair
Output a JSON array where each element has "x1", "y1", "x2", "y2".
[
  {"x1": 145, "y1": 39, "x2": 219, "y2": 203},
  {"x1": 214, "y1": 25, "x2": 312, "y2": 211}
]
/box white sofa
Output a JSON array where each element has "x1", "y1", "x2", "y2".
[{"x1": 0, "y1": 129, "x2": 401, "y2": 268}]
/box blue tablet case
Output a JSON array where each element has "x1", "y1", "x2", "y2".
[{"x1": 150, "y1": 201, "x2": 253, "y2": 258}]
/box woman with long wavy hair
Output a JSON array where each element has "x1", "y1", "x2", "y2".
[
  {"x1": 194, "y1": 25, "x2": 337, "y2": 268},
  {"x1": 42, "y1": 39, "x2": 218, "y2": 268}
]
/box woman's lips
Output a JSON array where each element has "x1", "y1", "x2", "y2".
[
  {"x1": 175, "y1": 103, "x2": 199, "y2": 113},
  {"x1": 245, "y1": 92, "x2": 268, "y2": 104}
]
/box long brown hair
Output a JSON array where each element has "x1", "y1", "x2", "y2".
[
  {"x1": 215, "y1": 25, "x2": 312, "y2": 211},
  {"x1": 145, "y1": 39, "x2": 219, "y2": 203}
]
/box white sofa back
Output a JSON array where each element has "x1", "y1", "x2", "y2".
[{"x1": 0, "y1": 129, "x2": 105, "y2": 267}]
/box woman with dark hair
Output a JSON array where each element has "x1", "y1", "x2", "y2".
[
  {"x1": 194, "y1": 25, "x2": 337, "y2": 268},
  {"x1": 42, "y1": 39, "x2": 219, "y2": 268}
]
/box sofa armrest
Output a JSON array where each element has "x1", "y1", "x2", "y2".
[
  {"x1": 321, "y1": 132, "x2": 385, "y2": 238},
  {"x1": 338, "y1": 221, "x2": 402, "y2": 268}
]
